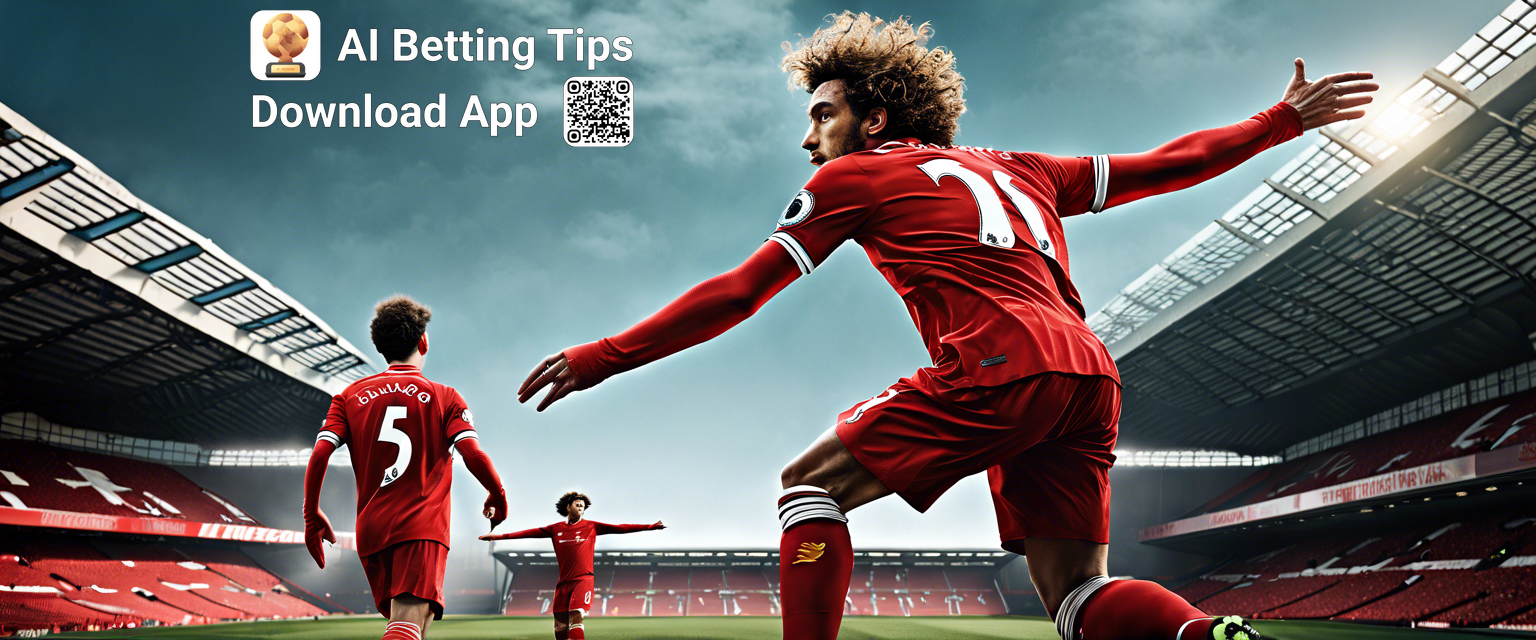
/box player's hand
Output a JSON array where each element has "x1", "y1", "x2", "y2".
[
  {"x1": 304, "y1": 509, "x2": 336, "y2": 569},
  {"x1": 479, "y1": 533, "x2": 507, "y2": 541},
  {"x1": 1282, "y1": 58, "x2": 1377, "y2": 131},
  {"x1": 652, "y1": 520, "x2": 666, "y2": 530},
  {"x1": 518, "y1": 351, "x2": 586, "y2": 411},
  {"x1": 483, "y1": 491, "x2": 508, "y2": 530}
]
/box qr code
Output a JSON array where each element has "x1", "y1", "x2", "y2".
[{"x1": 564, "y1": 77, "x2": 633, "y2": 147}]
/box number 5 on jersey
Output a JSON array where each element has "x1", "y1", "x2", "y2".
[{"x1": 377, "y1": 405, "x2": 412, "y2": 488}]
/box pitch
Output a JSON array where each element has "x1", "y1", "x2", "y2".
[{"x1": 48, "y1": 616, "x2": 1502, "y2": 639}]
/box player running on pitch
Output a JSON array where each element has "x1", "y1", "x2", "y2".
[
  {"x1": 480, "y1": 492, "x2": 663, "y2": 639},
  {"x1": 518, "y1": 12, "x2": 1375, "y2": 640},
  {"x1": 303, "y1": 296, "x2": 509, "y2": 640}
]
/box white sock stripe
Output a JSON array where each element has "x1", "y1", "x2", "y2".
[
  {"x1": 1056, "y1": 575, "x2": 1114, "y2": 640},
  {"x1": 779, "y1": 507, "x2": 844, "y2": 524},
  {"x1": 1176, "y1": 618, "x2": 1204, "y2": 640},
  {"x1": 386, "y1": 621, "x2": 421, "y2": 639},
  {"x1": 777, "y1": 495, "x2": 840, "y2": 515},
  {"x1": 786, "y1": 503, "x2": 847, "y2": 518},
  {"x1": 569, "y1": 623, "x2": 584, "y2": 629},
  {"x1": 780, "y1": 506, "x2": 854, "y2": 524},
  {"x1": 780, "y1": 506, "x2": 846, "y2": 524}
]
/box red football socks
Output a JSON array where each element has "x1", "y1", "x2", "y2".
[
  {"x1": 566, "y1": 623, "x2": 585, "y2": 639},
  {"x1": 382, "y1": 621, "x2": 421, "y2": 640},
  {"x1": 1074, "y1": 579, "x2": 1212, "y2": 640},
  {"x1": 779, "y1": 487, "x2": 853, "y2": 640},
  {"x1": 554, "y1": 631, "x2": 567, "y2": 640}
]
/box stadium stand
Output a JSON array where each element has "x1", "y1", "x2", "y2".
[
  {"x1": 493, "y1": 551, "x2": 1010, "y2": 617},
  {"x1": 1170, "y1": 498, "x2": 1536, "y2": 627},
  {"x1": 0, "y1": 532, "x2": 325, "y2": 633},
  {"x1": 0, "y1": 440, "x2": 258, "y2": 524},
  {"x1": 1203, "y1": 388, "x2": 1536, "y2": 512}
]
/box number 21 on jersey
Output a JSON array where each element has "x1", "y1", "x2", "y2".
[{"x1": 917, "y1": 159, "x2": 1056, "y2": 259}]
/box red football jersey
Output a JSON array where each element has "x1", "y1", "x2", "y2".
[
  {"x1": 520, "y1": 519, "x2": 658, "y2": 583},
  {"x1": 768, "y1": 139, "x2": 1119, "y2": 393},
  {"x1": 318, "y1": 363, "x2": 477, "y2": 557}
]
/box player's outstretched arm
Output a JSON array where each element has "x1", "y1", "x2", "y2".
[
  {"x1": 1101, "y1": 58, "x2": 1376, "y2": 211},
  {"x1": 301, "y1": 440, "x2": 338, "y2": 569},
  {"x1": 479, "y1": 526, "x2": 553, "y2": 541},
  {"x1": 518, "y1": 241, "x2": 802, "y2": 411},
  {"x1": 594, "y1": 521, "x2": 666, "y2": 535},
  {"x1": 454, "y1": 437, "x2": 508, "y2": 531}
]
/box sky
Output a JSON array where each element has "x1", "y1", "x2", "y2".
[{"x1": 1, "y1": 0, "x2": 1509, "y2": 551}]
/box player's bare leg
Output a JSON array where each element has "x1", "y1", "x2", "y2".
[
  {"x1": 1030, "y1": 538, "x2": 1258, "y2": 640},
  {"x1": 567, "y1": 609, "x2": 586, "y2": 639},
  {"x1": 552, "y1": 611, "x2": 569, "y2": 640},
  {"x1": 780, "y1": 427, "x2": 892, "y2": 510},
  {"x1": 1018, "y1": 538, "x2": 1108, "y2": 619},
  {"x1": 382, "y1": 594, "x2": 433, "y2": 640},
  {"x1": 776, "y1": 427, "x2": 891, "y2": 640}
]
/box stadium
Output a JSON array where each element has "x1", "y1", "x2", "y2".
[{"x1": 3, "y1": 1, "x2": 1536, "y2": 639}]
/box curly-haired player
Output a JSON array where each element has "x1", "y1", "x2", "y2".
[
  {"x1": 517, "y1": 11, "x2": 1375, "y2": 640},
  {"x1": 302, "y1": 296, "x2": 508, "y2": 640},
  {"x1": 481, "y1": 492, "x2": 664, "y2": 639}
]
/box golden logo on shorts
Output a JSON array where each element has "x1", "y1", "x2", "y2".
[{"x1": 793, "y1": 542, "x2": 826, "y2": 564}]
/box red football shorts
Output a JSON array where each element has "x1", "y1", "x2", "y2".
[
  {"x1": 553, "y1": 576, "x2": 596, "y2": 614},
  {"x1": 835, "y1": 372, "x2": 1120, "y2": 550},
  {"x1": 359, "y1": 540, "x2": 448, "y2": 619}
]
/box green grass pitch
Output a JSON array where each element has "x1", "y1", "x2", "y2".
[{"x1": 48, "y1": 616, "x2": 1501, "y2": 639}]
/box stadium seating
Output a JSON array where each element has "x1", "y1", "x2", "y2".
[
  {"x1": 1175, "y1": 499, "x2": 1536, "y2": 627},
  {"x1": 1263, "y1": 573, "x2": 1406, "y2": 619},
  {"x1": 1198, "y1": 576, "x2": 1341, "y2": 618},
  {"x1": 1173, "y1": 578, "x2": 1234, "y2": 605},
  {"x1": 1426, "y1": 568, "x2": 1536, "y2": 626},
  {"x1": 0, "y1": 440, "x2": 258, "y2": 524},
  {"x1": 955, "y1": 590, "x2": 1006, "y2": 615},
  {"x1": 499, "y1": 562, "x2": 1006, "y2": 617},
  {"x1": 1214, "y1": 388, "x2": 1536, "y2": 510},
  {"x1": 0, "y1": 533, "x2": 325, "y2": 633}
]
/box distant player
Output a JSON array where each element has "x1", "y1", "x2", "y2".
[
  {"x1": 303, "y1": 296, "x2": 509, "y2": 640},
  {"x1": 480, "y1": 492, "x2": 664, "y2": 639}
]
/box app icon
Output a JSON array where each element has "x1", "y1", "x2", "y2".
[{"x1": 251, "y1": 11, "x2": 321, "y2": 81}]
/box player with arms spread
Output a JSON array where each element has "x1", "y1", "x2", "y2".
[
  {"x1": 302, "y1": 296, "x2": 509, "y2": 640},
  {"x1": 480, "y1": 492, "x2": 664, "y2": 640},
  {"x1": 517, "y1": 12, "x2": 1375, "y2": 640}
]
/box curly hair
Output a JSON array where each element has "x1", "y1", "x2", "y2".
[
  {"x1": 556, "y1": 491, "x2": 591, "y2": 517},
  {"x1": 370, "y1": 295, "x2": 431, "y2": 363},
  {"x1": 782, "y1": 12, "x2": 966, "y2": 147}
]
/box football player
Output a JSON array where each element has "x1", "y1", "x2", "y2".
[
  {"x1": 303, "y1": 296, "x2": 509, "y2": 640},
  {"x1": 481, "y1": 492, "x2": 664, "y2": 639},
  {"x1": 518, "y1": 13, "x2": 1373, "y2": 640}
]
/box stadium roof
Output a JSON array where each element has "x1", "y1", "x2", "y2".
[
  {"x1": 1089, "y1": 1, "x2": 1536, "y2": 453},
  {"x1": 0, "y1": 102, "x2": 373, "y2": 446}
]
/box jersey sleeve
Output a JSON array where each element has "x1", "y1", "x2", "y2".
[
  {"x1": 442, "y1": 386, "x2": 477, "y2": 447},
  {"x1": 1008, "y1": 152, "x2": 1110, "y2": 217},
  {"x1": 766, "y1": 156, "x2": 876, "y2": 275},
  {"x1": 593, "y1": 521, "x2": 658, "y2": 535},
  {"x1": 316, "y1": 394, "x2": 348, "y2": 447}
]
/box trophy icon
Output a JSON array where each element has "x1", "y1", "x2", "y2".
[{"x1": 262, "y1": 13, "x2": 309, "y2": 78}]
